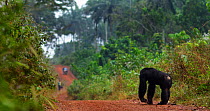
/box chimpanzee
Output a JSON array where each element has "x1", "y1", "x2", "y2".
[{"x1": 138, "y1": 68, "x2": 172, "y2": 105}]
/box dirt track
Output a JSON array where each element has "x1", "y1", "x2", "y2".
[{"x1": 48, "y1": 65, "x2": 209, "y2": 111}]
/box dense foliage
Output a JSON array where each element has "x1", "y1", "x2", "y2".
[{"x1": 0, "y1": 1, "x2": 58, "y2": 110}]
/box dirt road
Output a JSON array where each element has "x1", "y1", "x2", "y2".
[
  {"x1": 49, "y1": 65, "x2": 209, "y2": 111},
  {"x1": 52, "y1": 99, "x2": 207, "y2": 111}
]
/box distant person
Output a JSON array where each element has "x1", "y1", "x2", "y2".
[
  {"x1": 63, "y1": 67, "x2": 68, "y2": 75},
  {"x1": 58, "y1": 81, "x2": 63, "y2": 90}
]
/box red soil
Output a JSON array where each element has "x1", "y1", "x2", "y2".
[
  {"x1": 47, "y1": 65, "x2": 209, "y2": 111},
  {"x1": 53, "y1": 65, "x2": 77, "y2": 100}
]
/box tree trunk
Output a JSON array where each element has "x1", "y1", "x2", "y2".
[
  {"x1": 95, "y1": 24, "x2": 98, "y2": 52},
  {"x1": 5, "y1": 0, "x2": 8, "y2": 5},
  {"x1": 105, "y1": 21, "x2": 108, "y2": 43},
  {"x1": 162, "y1": 29, "x2": 165, "y2": 44},
  {"x1": 73, "y1": 34, "x2": 75, "y2": 52}
]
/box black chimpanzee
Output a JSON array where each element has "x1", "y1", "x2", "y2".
[{"x1": 138, "y1": 68, "x2": 172, "y2": 105}]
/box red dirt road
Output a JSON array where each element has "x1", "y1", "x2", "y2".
[
  {"x1": 54, "y1": 65, "x2": 77, "y2": 86},
  {"x1": 49, "y1": 65, "x2": 209, "y2": 111},
  {"x1": 52, "y1": 99, "x2": 209, "y2": 111}
]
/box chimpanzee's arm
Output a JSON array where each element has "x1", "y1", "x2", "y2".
[{"x1": 138, "y1": 75, "x2": 147, "y2": 102}]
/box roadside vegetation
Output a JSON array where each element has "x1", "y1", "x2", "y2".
[{"x1": 0, "y1": 1, "x2": 57, "y2": 110}]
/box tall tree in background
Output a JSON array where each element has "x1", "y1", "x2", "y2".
[
  {"x1": 115, "y1": 0, "x2": 177, "y2": 46},
  {"x1": 85, "y1": 0, "x2": 119, "y2": 43},
  {"x1": 41, "y1": 0, "x2": 209, "y2": 60},
  {"x1": 178, "y1": 0, "x2": 210, "y2": 34},
  {"x1": 24, "y1": 0, "x2": 75, "y2": 41}
]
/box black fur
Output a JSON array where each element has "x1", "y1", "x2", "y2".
[{"x1": 138, "y1": 68, "x2": 172, "y2": 105}]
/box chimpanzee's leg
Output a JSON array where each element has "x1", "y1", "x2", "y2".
[
  {"x1": 158, "y1": 88, "x2": 169, "y2": 105},
  {"x1": 158, "y1": 75, "x2": 172, "y2": 105},
  {"x1": 147, "y1": 84, "x2": 156, "y2": 104},
  {"x1": 168, "y1": 89, "x2": 170, "y2": 101}
]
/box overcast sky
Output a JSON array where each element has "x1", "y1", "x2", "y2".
[{"x1": 75, "y1": 0, "x2": 88, "y2": 8}]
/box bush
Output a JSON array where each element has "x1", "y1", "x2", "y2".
[
  {"x1": 68, "y1": 74, "x2": 112, "y2": 100},
  {"x1": 0, "y1": 1, "x2": 56, "y2": 110},
  {"x1": 158, "y1": 31, "x2": 210, "y2": 107},
  {"x1": 67, "y1": 38, "x2": 163, "y2": 100}
]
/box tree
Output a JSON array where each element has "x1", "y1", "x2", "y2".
[
  {"x1": 115, "y1": 0, "x2": 178, "y2": 47},
  {"x1": 99, "y1": 36, "x2": 137, "y2": 66},
  {"x1": 85, "y1": 0, "x2": 119, "y2": 43},
  {"x1": 24, "y1": 0, "x2": 75, "y2": 41},
  {"x1": 178, "y1": 0, "x2": 210, "y2": 34}
]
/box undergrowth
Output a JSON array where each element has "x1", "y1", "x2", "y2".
[{"x1": 0, "y1": 1, "x2": 56, "y2": 110}]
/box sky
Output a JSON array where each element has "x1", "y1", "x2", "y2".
[
  {"x1": 43, "y1": 0, "x2": 88, "y2": 58},
  {"x1": 75, "y1": 0, "x2": 88, "y2": 8}
]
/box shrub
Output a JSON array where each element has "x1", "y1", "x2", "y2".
[
  {"x1": 68, "y1": 74, "x2": 112, "y2": 100},
  {"x1": 0, "y1": 1, "x2": 56, "y2": 110},
  {"x1": 158, "y1": 31, "x2": 210, "y2": 107}
]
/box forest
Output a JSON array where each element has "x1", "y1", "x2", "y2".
[{"x1": 0, "y1": 0, "x2": 210, "y2": 110}]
